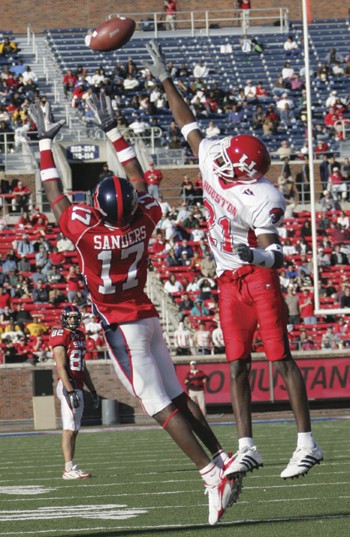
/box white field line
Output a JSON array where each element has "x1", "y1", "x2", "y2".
[{"x1": 1, "y1": 513, "x2": 350, "y2": 536}]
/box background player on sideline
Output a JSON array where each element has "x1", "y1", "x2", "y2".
[
  {"x1": 144, "y1": 40, "x2": 323, "y2": 480},
  {"x1": 51, "y1": 305, "x2": 99, "y2": 479},
  {"x1": 29, "y1": 97, "x2": 241, "y2": 526}
]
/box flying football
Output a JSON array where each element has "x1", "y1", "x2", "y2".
[{"x1": 88, "y1": 17, "x2": 136, "y2": 52}]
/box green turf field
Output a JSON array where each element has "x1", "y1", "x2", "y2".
[{"x1": 0, "y1": 417, "x2": 349, "y2": 537}]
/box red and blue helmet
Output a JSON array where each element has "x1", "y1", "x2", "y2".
[
  {"x1": 61, "y1": 305, "x2": 82, "y2": 331},
  {"x1": 93, "y1": 176, "x2": 138, "y2": 227}
]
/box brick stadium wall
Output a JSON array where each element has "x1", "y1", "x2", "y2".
[
  {"x1": 0, "y1": 1, "x2": 348, "y2": 34},
  {"x1": 0, "y1": 363, "x2": 144, "y2": 423}
]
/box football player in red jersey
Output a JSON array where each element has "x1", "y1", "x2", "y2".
[
  {"x1": 50, "y1": 305, "x2": 99, "y2": 479},
  {"x1": 29, "y1": 96, "x2": 241, "y2": 525},
  {"x1": 144, "y1": 41, "x2": 323, "y2": 480}
]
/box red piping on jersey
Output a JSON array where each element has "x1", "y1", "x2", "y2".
[{"x1": 113, "y1": 176, "x2": 123, "y2": 227}]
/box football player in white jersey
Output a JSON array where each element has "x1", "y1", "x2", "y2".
[{"x1": 144, "y1": 40, "x2": 323, "y2": 480}]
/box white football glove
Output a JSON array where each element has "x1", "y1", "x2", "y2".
[
  {"x1": 67, "y1": 390, "x2": 80, "y2": 410},
  {"x1": 143, "y1": 40, "x2": 170, "y2": 82}
]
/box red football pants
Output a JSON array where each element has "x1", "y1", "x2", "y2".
[{"x1": 218, "y1": 265, "x2": 291, "y2": 362}]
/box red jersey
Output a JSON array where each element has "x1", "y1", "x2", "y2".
[
  {"x1": 58, "y1": 192, "x2": 162, "y2": 324},
  {"x1": 185, "y1": 369, "x2": 208, "y2": 391},
  {"x1": 49, "y1": 326, "x2": 86, "y2": 389},
  {"x1": 144, "y1": 169, "x2": 163, "y2": 186}
]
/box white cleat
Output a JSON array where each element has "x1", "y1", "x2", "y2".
[
  {"x1": 280, "y1": 445, "x2": 323, "y2": 479},
  {"x1": 223, "y1": 446, "x2": 263, "y2": 477}
]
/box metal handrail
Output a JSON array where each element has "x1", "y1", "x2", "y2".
[{"x1": 107, "y1": 8, "x2": 290, "y2": 35}]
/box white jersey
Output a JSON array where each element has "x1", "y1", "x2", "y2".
[{"x1": 198, "y1": 138, "x2": 286, "y2": 276}]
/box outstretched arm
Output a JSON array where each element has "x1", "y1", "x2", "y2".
[
  {"x1": 29, "y1": 102, "x2": 69, "y2": 223},
  {"x1": 144, "y1": 41, "x2": 203, "y2": 156},
  {"x1": 86, "y1": 93, "x2": 148, "y2": 193}
]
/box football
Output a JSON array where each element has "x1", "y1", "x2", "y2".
[{"x1": 88, "y1": 17, "x2": 136, "y2": 52}]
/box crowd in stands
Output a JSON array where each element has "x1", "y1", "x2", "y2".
[
  {"x1": 57, "y1": 31, "x2": 350, "y2": 162},
  {"x1": 1, "y1": 28, "x2": 350, "y2": 361},
  {"x1": 148, "y1": 175, "x2": 350, "y2": 355},
  {"x1": 0, "y1": 34, "x2": 46, "y2": 156},
  {"x1": 0, "y1": 203, "x2": 107, "y2": 364}
]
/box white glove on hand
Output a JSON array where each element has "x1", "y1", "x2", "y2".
[
  {"x1": 29, "y1": 101, "x2": 65, "y2": 140},
  {"x1": 143, "y1": 40, "x2": 170, "y2": 82},
  {"x1": 85, "y1": 93, "x2": 117, "y2": 133},
  {"x1": 68, "y1": 390, "x2": 80, "y2": 410}
]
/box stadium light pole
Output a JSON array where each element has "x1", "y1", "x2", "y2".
[{"x1": 302, "y1": 0, "x2": 350, "y2": 316}]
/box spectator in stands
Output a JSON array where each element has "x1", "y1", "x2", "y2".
[
  {"x1": 273, "y1": 140, "x2": 295, "y2": 161},
  {"x1": 25, "y1": 314, "x2": 48, "y2": 337},
  {"x1": 193, "y1": 60, "x2": 209, "y2": 79},
  {"x1": 326, "y1": 91, "x2": 340, "y2": 110},
  {"x1": 193, "y1": 321, "x2": 211, "y2": 355},
  {"x1": 200, "y1": 251, "x2": 216, "y2": 279},
  {"x1": 164, "y1": 0, "x2": 177, "y2": 31},
  {"x1": 239, "y1": 34, "x2": 252, "y2": 54},
  {"x1": 178, "y1": 292, "x2": 194, "y2": 322},
  {"x1": 197, "y1": 277, "x2": 216, "y2": 301},
  {"x1": 56, "y1": 233, "x2": 75, "y2": 253},
  {"x1": 190, "y1": 223, "x2": 206, "y2": 243},
  {"x1": 166, "y1": 248, "x2": 180, "y2": 267},
  {"x1": 144, "y1": 162, "x2": 163, "y2": 198},
  {"x1": 3, "y1": 319, "x2": 24, "y2": 341},
  {"x1": 342, "y1": 157, "x2": 350, "y2": 182},
  {"x1": 173, "y1": 321, "x2": 193, "y2": 355},
  {"x1": 251, "y1": 104, "x2": 264, "y2": 130},
  {"x1": 325, "y1": 47, "x2": 344, "y2": 66},
  {"x1": 244, "y1": 80, "x2": 256, "y2": 101},
  {"x1": 299, "y1": 288, "x2": 317, "y2": 325},
  {"x1": 319, "y1": 155, "x2": 330, "y2": 191},
  {"x1": 320, "y1": 190, "x2": 340, "y2": 212},
  {"x1": 284, "y1": 36, "x2": 299, "y2": 57},
  {"x1": 281, "y1": 61, "x2": 295, "y2": 89},
  {"x1": 30, "y1": 334, "x2": 50, "y2": 362},
  {"x1": 2, "y1": 251, "x2": 18, "y2": 275},
  {"x1": 30, "y1": 206, "x2": 48, "y2": 231},
  {"x1": 340, "y1": 286, "x2": 350, "y2": 308},
  {"x1": 327, "y1": 167, "x2": 347, "y2": 201},
  {"x1": 186, "y1": 275, "x2": 201, "y2": 293},
  {"x1": 278, "y1": 174, "x2": 299, "y2": 218},
  {"x1": 337, "y1": 210, "x2": 350, "y2": 230},
  {"x1": 0, "y1": 286, "x2": 11, "y2": 313},
  {"x1": 0, "y1": 305, "x2": 15, "y2": 326},
  {"x1": 35, "y1": 245, "x2": 51, "y2": 274},
  {"x1": 205, "y1": 121, "x2": 220, "y2": 139},
  {"x1": 212, "y1": 321, "x2": 225, "y2": 354},
  {"x1": 31, "y1": 279, "x2": 49, "y2": 304},
  {"x1": 66, "y1": 265, "x2": 83, "y2": 303},
  {"x1": 316, "y1": 247, "x2": 331, "y2": 268},
  {"x1": 180, "y1": 175, "x2": 195, "y2": 205},
  {"x1": 164, "y1": 273, "x2": 184, "y2": 295},
  {"x1": 11, "y1": 180, "x2": 31, "y2": 213},
  {"x1": 0, "y1": 37, "x2": 19, "y2": 57},
  {"x1": 330, "y1": 244, "x2": 349, "y2": 266},
  {"x1": 190, "y1": 298, "x2": 210, "y2": 317},
  {"x1": 13, "y1": 302, "x2": 32, "y2": 329},
  {"x1": 84, "y1": 314, "x2": 101, "y2": 342},
  {"x1": 16, "y1": 234, "x2": 33, "y2": 256},
  {"x1": 179, "y1": 250, "x2": 192, "y2": 268},
  {"x1": 284, "y1": 284, "x2": 301, "y2": 325}
]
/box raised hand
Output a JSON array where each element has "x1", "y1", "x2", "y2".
[
  {"x1": 85, "y1": 92, "x2": 117, "y2": 133},
  {"x1": 143, "y1": 40, "x2": 170, "y2": 82},
  {"x1": 29, "y1": 101, "x2": 65, "y2": 140}
]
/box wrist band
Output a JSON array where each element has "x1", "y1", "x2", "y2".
[
  {"x1": 106, "y1": 127, "x2": 122, "y2": 142},
  {"x1": 40, "y1": 168, "x2": 60, "y2": 182},
  {"x1": 251, "y1": 248, "x2": 275, "y2": 268},
  {"x1": 39, "y1": 139, "x2": 53, "y2": 151},
  {"x1": 181, "y1": 122, "x2": 199, "y2": 141},
  {"x1": 117, "y1": 146, "x2": 136, "y2": 165}
]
